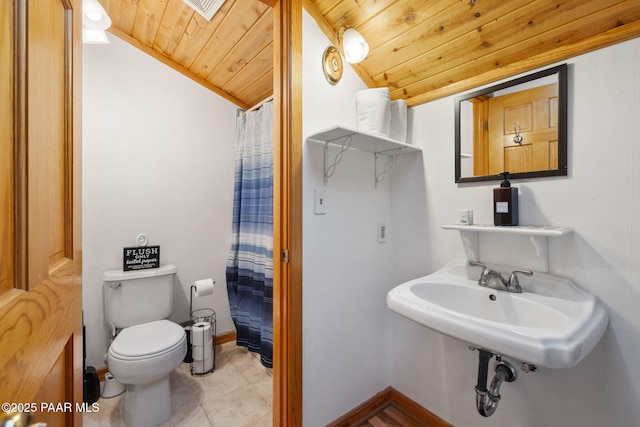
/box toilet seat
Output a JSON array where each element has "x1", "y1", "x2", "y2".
[
  {"x1": 110, "y1": 319, "x2": 185, "y2": 360},
  {"x1": 107, "y1": 319, "x2": 187, "y2": 386}
]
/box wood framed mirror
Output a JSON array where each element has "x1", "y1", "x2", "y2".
[{"x1": 455, "y1": 64, "x2": 568, "y2": 183}]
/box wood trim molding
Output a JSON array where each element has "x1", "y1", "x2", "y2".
[
  {"x1": 327, "y1": 387, "x2": 454, "y2": 427},
  {"x1": 273, "y1": 0, "x2": 303, "y2": 425},
  {"x1": 327, "y1": 387, "x2": 392, "y2": 426},
  {"x1": 388, "y1": 388, "x2": 454, "y2": 427},
  {"x1": 215, "y1": 330, "x2": 236, "y2": 345}
]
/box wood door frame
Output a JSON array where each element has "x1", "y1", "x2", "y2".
[{"x1": 273, "y1": 0, "x2": 303, "y2": 425}]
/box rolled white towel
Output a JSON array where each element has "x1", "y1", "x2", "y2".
[
  {"x1": 356, "y1": 88, "x2": 391, "y2": 138},
  {"x1": 389, "y1": 99, "x2": 408, "y2": 142}
]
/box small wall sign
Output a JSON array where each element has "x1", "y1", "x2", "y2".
[{"x1": 123, "y1": 245, "x2": 160, "y2": 271}]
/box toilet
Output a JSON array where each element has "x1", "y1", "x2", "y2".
[{"x1": 103, "y1": 264, "x2": 187, "y2": 427}]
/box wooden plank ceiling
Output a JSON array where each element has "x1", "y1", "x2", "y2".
[
  {"x1": 102, "y1": 0, "x2": 274, "y2": 109},
  {"x1": 102, "y1": 0, "x2": 640, "y2": 108}
]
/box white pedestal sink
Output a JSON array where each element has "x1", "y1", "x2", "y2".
[{"x1": 387, "y1": 261, "x2": 608, "y2": 368}]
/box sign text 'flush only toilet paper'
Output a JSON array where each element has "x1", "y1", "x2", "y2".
[{"x1": 122, "y1": 245, "x2": 160, "y2": 271}]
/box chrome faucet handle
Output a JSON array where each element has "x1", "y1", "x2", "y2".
[
  {"x1": 468, "y1": 261, "x2": 489, "y2": 285},
  {"x1": 508, "y1": 269, "x2": 533, "y2": 292},
  {"x1": 468, "y1": 261, "x2": 488, "y2": 272}
]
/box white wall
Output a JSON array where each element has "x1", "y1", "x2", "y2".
[
  {"x1": 302, "y1": 11, "x2": 395, "y2": 425},
  {"x1": 82, "y1": 35, "x2": 237, "y2": 369},
  {"x1": 389, "y1": 38, "x2": 640, "y2": 426}
]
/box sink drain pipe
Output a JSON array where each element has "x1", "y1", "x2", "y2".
[{"x1": 475, "y1": 350, "x2": 517, "y2": 417}]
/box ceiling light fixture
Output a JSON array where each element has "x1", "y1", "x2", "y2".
[{"x1": 322, "y1": 26, "x2": 369, "y2": 85}]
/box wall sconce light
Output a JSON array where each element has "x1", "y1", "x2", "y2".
[
  {"x1": 339, "y1": 27, "x2": 369, "y2": 64},
  {"x1": 322, "y1": 26, "x2": 369, "y2": 85},
  {"x1": 82, "y1": 0, "x2": 111, "y2": 44},
  {"x1": 322, "y1": 46, "x2": 343, "y2": 85}
]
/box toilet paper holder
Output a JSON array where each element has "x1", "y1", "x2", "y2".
[
  {"x1": 190, "y1": 308, "x2": 216, "y2": 375},
  {"x1": 189, "y1": 279, "x2": 215, "y2": 317},
  {"x1": 188, "y1": 281, "x2": 216, "y2": 375}
]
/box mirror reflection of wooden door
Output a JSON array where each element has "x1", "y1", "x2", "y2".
[
  {"x1": 487, "y1": 84, "x2": 558, "y2": 174},
  {"x1": 0, "y1": 0, "x2": 82, "y2": 425}
]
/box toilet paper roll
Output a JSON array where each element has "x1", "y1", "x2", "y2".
[
  {"x1": 389, "y1": 99, "x2": 408, "y2": 143},
  {"x1": 191, "y1": 334, "x2": 213, "y2": 349},
  {"x1": 192, "y1": 355, "x2": 214, "y2": 374},
  {"x1": 191, "y1": 321, "x2": 211, "y2": 343},
  {"x1": 193, "y1": 279, "x2": 214, "y2": 297},
  {"x1": 356, "y1": 88, "x2": 391, "y2": 138},
  {"x1": 192, "y1": 341, "x2": 213, "y2": 360}
]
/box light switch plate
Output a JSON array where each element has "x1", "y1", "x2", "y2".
[{"x1": 314, "y1": 189, "x2": 327, "y2": 215}]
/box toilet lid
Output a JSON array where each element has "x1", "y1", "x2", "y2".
[{"x1": 111, "y1": 319, "x2": 185, "y2": 358}]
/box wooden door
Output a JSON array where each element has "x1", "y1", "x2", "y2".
[
  {"x1": 0, "y1": 0, "x2": 83, "y2": 425},
  {"x1": 488, "y1": 84, "x2": 558, "y2": 174}
]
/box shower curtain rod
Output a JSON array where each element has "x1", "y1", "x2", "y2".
[{"x1": 246, "y1": 95, "x2": 274, "y2": 112}]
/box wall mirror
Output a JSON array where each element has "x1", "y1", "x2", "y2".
[{"x1": 455, "y1": 64, "x2": 567, "y2": 183}]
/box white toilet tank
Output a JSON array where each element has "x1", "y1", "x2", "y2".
[{"x1": 103, "y1": 264, "x2": 178, "y2": 329}]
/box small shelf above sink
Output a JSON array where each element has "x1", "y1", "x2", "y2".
[
  {"x1": 443, "y1": 224, "x2": 573, "y2": 236},
  {"x1": 307, "y1": 126, "x2": 421, "y2": 154},
  {"x1": 306, "y1": 126, "x2": 422, "y2": 187},
  {"x1": 442, "y1": 224, "x2": 573, "y2": 272}
]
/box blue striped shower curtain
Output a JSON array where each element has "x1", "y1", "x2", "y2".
[{"x1": 226, "y1": 100, "x2": 274, "y2": 368}]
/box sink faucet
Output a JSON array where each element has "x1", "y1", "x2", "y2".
[{"x1": 468, "y1": 262, "x2": 532, "y2": 293}]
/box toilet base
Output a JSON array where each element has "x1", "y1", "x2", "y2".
[
  {"x1": 120, "y1": 376, "x2": 173, "y2": 427},
  {"x1": 102, "y1": 372, "x2": 125, "y2": 399}
]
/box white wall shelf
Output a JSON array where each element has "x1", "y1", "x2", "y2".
[
  {"x1": 442, "y1": 224, "x2": 573, "y2": 272},
  {"x1": 306, "y1": 126, "x2": 422, "y2": 188}
]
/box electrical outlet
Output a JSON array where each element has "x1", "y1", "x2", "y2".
[
  {"x1": 377, "y1": 223, "x2": 387, "y2": 243},
  {"x1": 459, "y1": 209, "x2": 474, "y2": 225},
  {"x1": 314, "y1": 189, "x2": 327, "y2": 215}
]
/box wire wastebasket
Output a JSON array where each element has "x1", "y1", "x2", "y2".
[{"x1": 190, "y1": 308, "x2": 216, "y2": 375}]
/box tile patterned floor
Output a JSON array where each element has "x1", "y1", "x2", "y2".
[{"x1": 84, "y1": 342, "x2": 273, "y2": 427}]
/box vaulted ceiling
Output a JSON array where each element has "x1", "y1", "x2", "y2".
[{"x1": 102, "y1": 0, "x2": 640, "y2": 109}]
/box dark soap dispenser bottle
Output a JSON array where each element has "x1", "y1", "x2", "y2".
[{"x1": 494, "y1": 171, "x2": 519, "y2": 226}]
